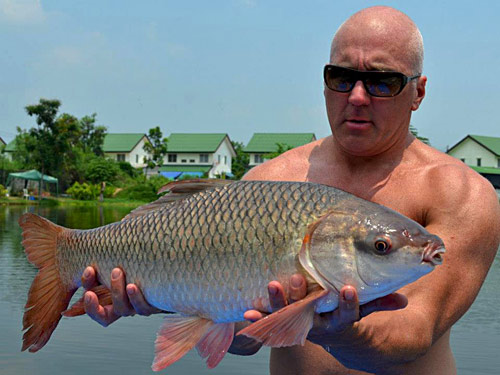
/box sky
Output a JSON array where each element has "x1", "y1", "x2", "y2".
[{"x1": 0, "y1": 0, "x2": 499, "y2": 152}]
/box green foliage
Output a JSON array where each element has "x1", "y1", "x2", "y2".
[
  {"x1": 263, "y1": 143, "x2": 294, "y2": 160},
  {"x1": 85, "y1": 157, "x2": 120, "y2": 184},
  {"x1": 230, "y1": 141, "x2": 249, "y2": 180},
  {"x1": 13, "y1": 98, "x2": 108, "y2": 190},
  {"x1": 80, "y1": 113, "x2": 107, "y2": 156},
  {"x1": 118, "y1": 161, "x2": 140, "y2": 178},
  {"x1": 409, "y1": 125, "x2": 430, "y2": 145},
  {"x1": 66, "y1": 182, "x2": 100, "y2": 200},
  {"x1": 0, "y1": 184, "x2": 7, "y2": 198},
  {"x1": 143, "y1": 126, "x2": 168, "y2": 172},
  {"x1": 114, "y1": 175, "x2": 170, "y2": 201}
]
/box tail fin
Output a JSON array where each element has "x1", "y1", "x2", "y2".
[{"x1": 19, "y1": 213, "x2": 77, "y2": 352}]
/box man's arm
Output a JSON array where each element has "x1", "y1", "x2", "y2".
[{"x1": 268, "y1": 165, "x2": 500, "y2": 374}]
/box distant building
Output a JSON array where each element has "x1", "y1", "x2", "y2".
[
  {"x1": 103, "y1": 133, "x2": 150, "y2": 168},
  {"x1": 447, "y1": 134, "x2": 500, "y2": 189},
  {"x1": 244, "y1": 133, "x2": 316, "y2": 167},
  {"x1": 0, "y1": 137, "x2": 5, "y2": 147},
  {"x1": 3, "y1": 139, "x2": 16, "y2": 160},
  {"x1": 160, "y1": 133, "x2": 236, "y2": 179}
]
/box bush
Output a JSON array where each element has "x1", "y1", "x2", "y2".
[
  {"x1": 66, "y1": 182, "x2": 99, "y2": 200},
  {"x1": 114, "y1": 176, "x2": 170, "y2": 201},
  {"x1": 0, "y1": 184, "x2": 7, "y2": 198}
]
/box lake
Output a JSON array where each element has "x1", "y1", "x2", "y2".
[{"x1": 0, "y1": 205, "x2": 499, "y2": 374}]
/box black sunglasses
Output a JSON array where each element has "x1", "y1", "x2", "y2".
[{"x1": 323, "y1": 65, "x2": 421, "y2": 97}]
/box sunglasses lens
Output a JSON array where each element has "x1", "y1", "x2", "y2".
[
  {"x1": 324, "y1": 66, "x2": 354, "y2": 92},
  {"x1": 365, "y1": 75, "x2": 403, "y2": 97},
  {"x1": 324, "y1": 66, "x2": 406, "y2": 97}
]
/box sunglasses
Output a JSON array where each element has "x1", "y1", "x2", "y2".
[{"x1": 323, "y1": 65, "x2": 421, "y2": 97}]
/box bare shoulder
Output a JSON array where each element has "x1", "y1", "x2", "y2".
[
  {"x1": 411, "y1": 141, "x2": 500, "y2": 260},
  {"x1": 415, "y1": 142, "x2": 498, "y2": 213},
  {"x1": 243, "y1": 137, "x2": 329, "y2": 181}
]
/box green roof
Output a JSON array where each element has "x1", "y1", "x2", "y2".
[
  {"x1": 448, "y1": 135, "x2": 500, "y2": 156},
  {"x1": 103, "y1": 133, "x2": 146, "y2": 152},
  {"x1": 167, "y1": 133, "x2": 229, "y2": 153},
  {"x1": 0, "y1": 137, "x2": 5, "y2": 146},
  {"x1": 470, "y1": 166, "x2": 500, "y2": 175},
  {"x1": 158, "y1": 165, "x2": 211, "y2": 173},
  {"x1": 469, "y1": 135, "x2": 500, "y2": 156},
  {"x1": 244, "y1": 133, "x2": 316, "y2": 153}
]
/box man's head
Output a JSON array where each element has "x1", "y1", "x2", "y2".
[{"x1": 325, "y1": 6, "x2": 427, "y2": 157}]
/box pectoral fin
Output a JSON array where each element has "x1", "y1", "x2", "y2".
[{"x1": 237, "y1": 289, "x2": 328, "y2": 347}]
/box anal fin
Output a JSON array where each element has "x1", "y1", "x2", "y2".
[{"x1": 196, "y1": 322, "x2": 235, "y2": 368}]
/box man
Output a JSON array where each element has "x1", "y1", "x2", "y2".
[{"x1": 81, "y1": 6, "x2": 500, "y2": 374}]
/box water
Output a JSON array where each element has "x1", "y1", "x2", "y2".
[{"x1": 0, "y1": 205, "x2": 499, "y2": 374}]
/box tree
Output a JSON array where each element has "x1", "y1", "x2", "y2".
[
  {"x1": 410, "y1": 124, "x2": 430, "y2": 145},
  {"x1": 80, "y1": 113, "x2": 107, "y2": 156},
  {"x1": 263, "y1": 143, "x2": 294, "y2": 160},
  {"x1": 143, "y1": 126, "x2": 168, "y2": 177},
  {"x1": 230, "y1": 141, "x2": 249, "y2": 180}
]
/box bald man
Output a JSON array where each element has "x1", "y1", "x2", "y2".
[{"x1": 81, "y1": 6, "x2": 500, "y2": 375}]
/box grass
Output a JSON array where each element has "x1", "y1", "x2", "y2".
[{"x1": 0, "y1": 196, "x2": 148, "y2": 208}]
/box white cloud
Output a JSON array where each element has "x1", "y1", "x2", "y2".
[{"x1": 0, "y1": 0, "x2": 45, "y2": 25}]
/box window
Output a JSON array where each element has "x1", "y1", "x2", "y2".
[
  {"x1": 477, "y1": 158, "x2": 481, "y2": 167},
  {"x1": 117, "y1": 154, "x2": 125, "y2": 162},
  {"x1": 189, "y1": 159, "x2": 195, "y2": 163},
  {"x1": 135, "y1": 155, "x2": 139, "y2": 163},
  {"x1": 254, "y1": 154, "x2": 264, "y2": 164},
  {"x1": 168, "y1": 154, "x2": 177, "y2": 163},
  {"x1": 460, "y1": 158, "x2": 465, "y2": 163},
  {"x1": 200, "y1": 154, "x2": 209, "y2": 163},
  {"x1": 181, "y1": 159, "x2": 187, "y2": 163},
  {"x1": 224, "y1": 156, "x2": 227, "y2": 165},
  {"x1": 498, "y1": 159, "x2": 500, "y2": 168},
  {"x1": 218, "y1": 155, "x2": 221, "y2": 163}
]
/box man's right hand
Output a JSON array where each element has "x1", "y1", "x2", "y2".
[{"x1": 81, "y1": 266, "x2": 162, "y2": 327}]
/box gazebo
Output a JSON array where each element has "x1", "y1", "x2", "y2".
[{"x1": 6, "y1": 170, "x2": 59, "y2": 197}]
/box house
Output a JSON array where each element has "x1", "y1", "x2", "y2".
[
  {"x1": 447, "y1": 134, "x2": 500, "y2": 189},
  {"x1": 160, "y1": 133, "x2": 235, "y2": 179},
  {"x1": 244, "y1": 133, "x2": 317, "y2": 167},
  {"x1": 0, "y1": 137, "x2": 5, "y2": 147},
  {"x1": 103, "y1": 133, "x2": 150, "y2": 168},
  {"x1": 3, "y1": 139, "x2": 16, "y2": 160}
]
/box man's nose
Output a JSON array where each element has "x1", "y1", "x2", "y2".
[{"x1": 347, "y1": 81, "x2": 371, "y2": 106}]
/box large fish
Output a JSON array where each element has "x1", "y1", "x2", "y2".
[{"x1": 19, "y1": 179, "x2": 444, "y2": 370}]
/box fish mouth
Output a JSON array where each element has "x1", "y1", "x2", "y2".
[{"x1": 422, "y1": 242, "x2": 445, "y2": 266}]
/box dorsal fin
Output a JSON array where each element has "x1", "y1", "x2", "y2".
[{"x1": 122, "y1": 179, "x2": 234, "y2": 221}]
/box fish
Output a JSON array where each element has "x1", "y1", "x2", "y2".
[{"x1": 19, "y1": 179, "x2": 445, "y2": 371}]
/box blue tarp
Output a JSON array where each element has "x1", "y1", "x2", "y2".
[{"x1": 160, "y1": 171, "x2": 183, "y2": 179}]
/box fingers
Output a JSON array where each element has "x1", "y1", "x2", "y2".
[
  {"x1": 110, "y1": 268, "x2": 135, "y2": 316},
  {"x1": 337, "y1": 286, "x2": 360, "y2": 328},
  {"x1": 81, "y1": 266, "x2": 98, "y2": 290},
  {"x1": 83, "y1": 291, "x2": 119, "y2": 327},
  {"x1": 243, "y1": 310, "x2": 266, "y2": 322},
  {"x1": 359, "y1": 293, "x2": 408, "y2": 318},
  {"x1": 288, "y1": 274, "x2": 307, "y2": 303},
  {"x1": 126, "y1": 284, "x2": 163, "y2": 316},
  {"x1": 268, "y1": 281, "x2": 287, "y2": 312}
]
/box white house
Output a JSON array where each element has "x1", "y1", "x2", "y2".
[
  {"x1": 447, "y1": 134, "x2": 500, "y2": 191},
  {"x1": 103, "y1": 133, "x2": 150, "y2": 168},
  {"x1": 160, "y1": 133, "x2": 236, "y2": 178},
  {"x1": 244, "y1": 133, "x2": 317, "y2": 167},
  {"x1": 447, "y1": 135, "x2": 500, "y2": 168}
]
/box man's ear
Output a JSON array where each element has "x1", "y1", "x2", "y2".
[{"x1": 411, "y1": 76, "x2": 427, "y2": 111}]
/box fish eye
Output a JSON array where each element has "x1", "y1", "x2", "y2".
[{"x1": 374, "y1": 237, "x2": 391, "y2": 254}]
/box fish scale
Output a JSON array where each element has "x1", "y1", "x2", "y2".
[{"x1": 20, "y1": 179, "x2": 444, "y2": 370}]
